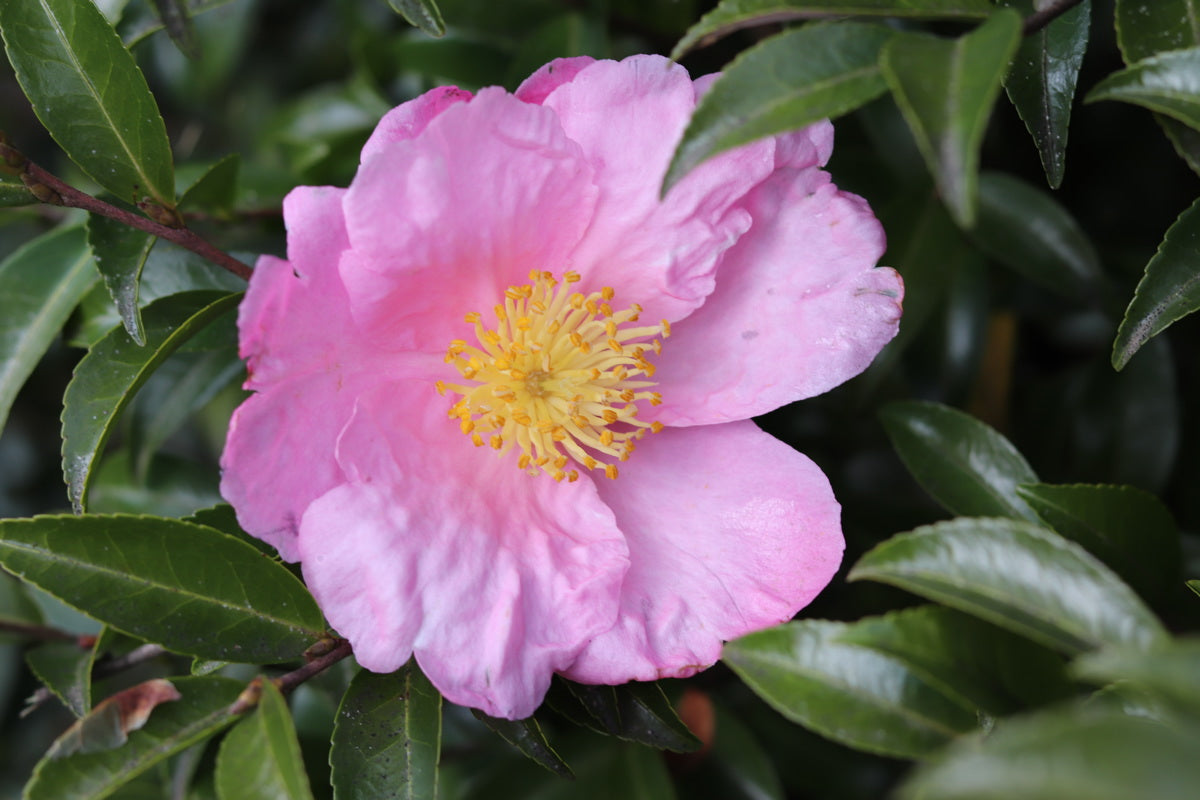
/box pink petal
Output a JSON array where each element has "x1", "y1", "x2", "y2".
[
  {"x1": 338, "y1": 88, "x2": 599, "y2": 354},
  {"x1": 540, "y1": 55, "x2": 775, "y2": 323},
  {"x1": 220, "y1": 376, "x2": 355, "y2": 561},
  {"x1": 652, "y1": 164, "x2": 902, "y2": 425},
  {"x1": 562, "y1": 421, "x2": 843, "y2": 684},
  {"x1": 514, "y1": 56, "x2": 595, "y2": 104},
  {"x1": 298, "y1": 381, "x2": 629, "y2": 719},
  {"x1": 239, "y1": 187, "x2": 357, "y2": 388},
  {"x1": 360, "y1": 86, "x2": 473, "y2": 164}
]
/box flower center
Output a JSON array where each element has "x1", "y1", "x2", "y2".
[{"x1": 437, "y1": 270, "x2": 669, "y2": 482}]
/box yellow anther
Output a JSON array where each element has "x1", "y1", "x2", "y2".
[{"x1": 441, "y1": 271, "x2": 665, "y2": 481}]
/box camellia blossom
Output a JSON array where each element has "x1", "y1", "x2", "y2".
[{"x1": 220, "y1": 54, "x2": 903, "y2": 719}]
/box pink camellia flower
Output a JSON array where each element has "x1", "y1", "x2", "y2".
[{"x1": 221, "y1": 54, "x2": 902, "y2": 719}]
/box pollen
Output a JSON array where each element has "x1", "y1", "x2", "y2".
[{"x1": 440, "y1": 270, "x2": 668, "y2": 479}]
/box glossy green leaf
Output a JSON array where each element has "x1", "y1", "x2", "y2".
[
  {"x1": 881, "y1": 10, "x2": 1021, "y2": 228},
  {"x1": 1115, "y1": 0, "x2": 1200, "y2": 173},
  {"x1": 879, "y1": 400, "x2": 1039, "y2": 521},
  {"x1": 86, "y1": 213, "x2": 156, "y2": 346},
  {"x1": 848, "y1": 518, "x2": 1167, "y2": 655},
  {"x1": 1001, "y1": 0, "x2": 1089, "y2": 188},
  {"x1": 0, "y1": 0, "x2": 175, "y2": 206},
  {"x1": 897, "y1": 704, "x2": 1200, "y2": 800},
  {"x1": 1112, "y1": 197, "x2": 1200, "y2": 369},
  {"x1": 0, "y1": 224, "x2": 96, "y2": 432},
  {"x1": 70, "y1": 238, "x2": 246, "y2": 349},
  {"x1": 26, "y1": 676, "x2": 242, "y2": 800},
  {"x1": 0, "y1": 173, "x2": 35, "y2": 206},
  {"x1": 1073, "y1": 638, "x2": 1200, "y2": 717},
  {"x1": 1188, "y1": 580, "x2": 1200, "y2": 599},
  {"x1": 330, "y1": 664, "x2": 442, "y2": 800},
  {"x1": 973, "y1": 171, "x2": 1103, "y2": 299},
  {"x1": 26, "y1": 640, "x2": 94, "y2": 716},
  {"x1": 724, "y1": 618, "x2": 980, "y2": 758},
  {"x1": 387, "y1": 0, "x2": 445, "y2": 37},
  {"x1": 0, "y1": 514, "x2": 326, "y2": 662},
  {"x1": 61, "y1": 290, "x2": 240, "y2": 512},
  {"x1": 663, "y1": 22, "x2": 890, "y2": 194},
  {"x1": 551, "y1": 680, "x2": 702, "y2": 753},
  {"x1": 216, "y1": 680, "x2": 314, "y2": 800},
  {"x1": 1017, "y1": 483, "x2": 1179, "y2": 607},
  {"x1": 1115, "y1": 0, "x2": 1200, "y2": 62},
  {"x1": 841, "y1": 606, "x2": 1072, "y2": 713},
  {"x1": 1089, "y1": 46, "x2": 1200, "y2": 132},
  {"x1": 470, "y1": 710, "x2": 573, "y2": 777},
  {"x1": 672, "y1": 0, "x2": 992, "y2": 57},
  {"x1": 130, "y1": 342, "x2": 241, "y2": 479}
]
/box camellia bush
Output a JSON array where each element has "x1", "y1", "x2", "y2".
[{"x1": 1, "y1": 0, "x2": 1199, "y2": 797}]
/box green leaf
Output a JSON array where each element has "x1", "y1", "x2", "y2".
[
  {"x1": 178, "y1": 154, "x2": 240, "y2": 216},
  {"x1": 61, "y1": 289, "x2": 240, "y2": 512},
  {"x1": 216, "y1": 680, "x2": 314, "y2": 800},
  {"x1": 463, "y1": 736, "x2": 675, "y2": 800},
  {"x1": 470, "y1": 710, "x2": 573, "y2": 777},
  {"x1": 26, "y1": 676, "x2": 242, "y2": 800},
  {"x1": 330, "y1": 664, "x2": 442, "y2": 800},
  {"x1": 1112, "y1": 196, "x2": 1200, "y2": 369},
  {"x1": 897, "y1": 704, "x2": 1200, "y2": 800},
  {"x1": 69, "y1": 238, "x2": 246, "y2": 349},
  {"x1": 387, "y1": 0, "x2": 445, "y2": 37},
  {"x1": 87, "y1": 213, "x2": 156, "y2": 346},
  {"x1": 0, "y1": 0, "x2": 175, "y2": 206},
  {"x1": 848, "y1": 517, "x2": 1167, "y2": 655},
  {"x1": 972, "y1": 171, "x2": 1103, "y2": 299},
  {"x1": 1016, "y1": 483, "x2": 1179, "y2": 607},
  {"x1": 26, "y1": 640, "x2": 95, "y2": 716},
  {"x1": 723, "y1": 618, "x2": 980, "y2": 758},
  {"x1": 841, "y1": 606, "x2": 1073, "y2": 713},
  {"x1": 550, "y1": 680, "x2": 702, "y2": 753},
  {"x1": 0, "y1": 571, "x2": 45, "y2": 642},
  {"x1": 0, "y1": 514, "x2": 326, "y2": 662},
  {"x1": 0, "y1": 173, "x2": 36, "y2": 206},
  {"x1": 0, "y1": 224, "x2": 96, "y2": 432},
  {"x1": 1088, "y1": 47, "x2": 1200, "y2": 131},
  {"x1": 879, "y1": 400, "x2": 1039, "y2": 521},
  {"x1": 1115, "y1": 0, "x2": 1200, "y2": 173},
  {"x1": 663, "y1": 22, "x2": 890, "y2": 194},
  {"x1": 672, "y1": 0, "x2": 992, "y2": 58},
  {"x1": 675, "y1": 702, "x2": 784, "y2": 800},
  {"x1": 1189, "y1": 580, "x2": 1200, "y2": 599},
  {"x1": 1001, "y1": 0, "x2": 1089, "y2": 188},
  {"x1": 129, "y1": 343, "x2": 241, "y2": 480},
  {"x1": 1073, "y1": 637, "x2": 1200, "y2": 717},
  {"x1": 880, "y1": 10, "x2": 1022, "y2": 228},
  {"x1": 1115, "y1": 0, "x2": 1200, "y2": 62},
  {"x1": 149, "y1": 0, "x2": 198, "y2": 59}
]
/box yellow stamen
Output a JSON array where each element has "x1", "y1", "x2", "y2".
[{"x1": 440, "y1": 271, "x2": 668, "y2": 479}]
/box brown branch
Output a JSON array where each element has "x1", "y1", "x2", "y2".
[
  {"x1": 228, "y1": 638, "x2": 353, "y2": 715},
  {"x1": 1023, "y1": 0, "x2": 1086, "y2": 35},
  {"x1": 0, "y1": 138, "x2": 252, "y2": 281}
]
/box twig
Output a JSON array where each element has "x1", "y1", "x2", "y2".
[
  {"x1": 0, "y1": 138, "x2": 252, "y2": 281},
  {"x1": 1023, "y1": 0, "x2": 1086, "y2": 35},
  {"x1": 228, "y1": 638, "x2": 353, "y2": 715},
  {"x1": 0, "y1": 619, "x2": 84, "y2": 643}
]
